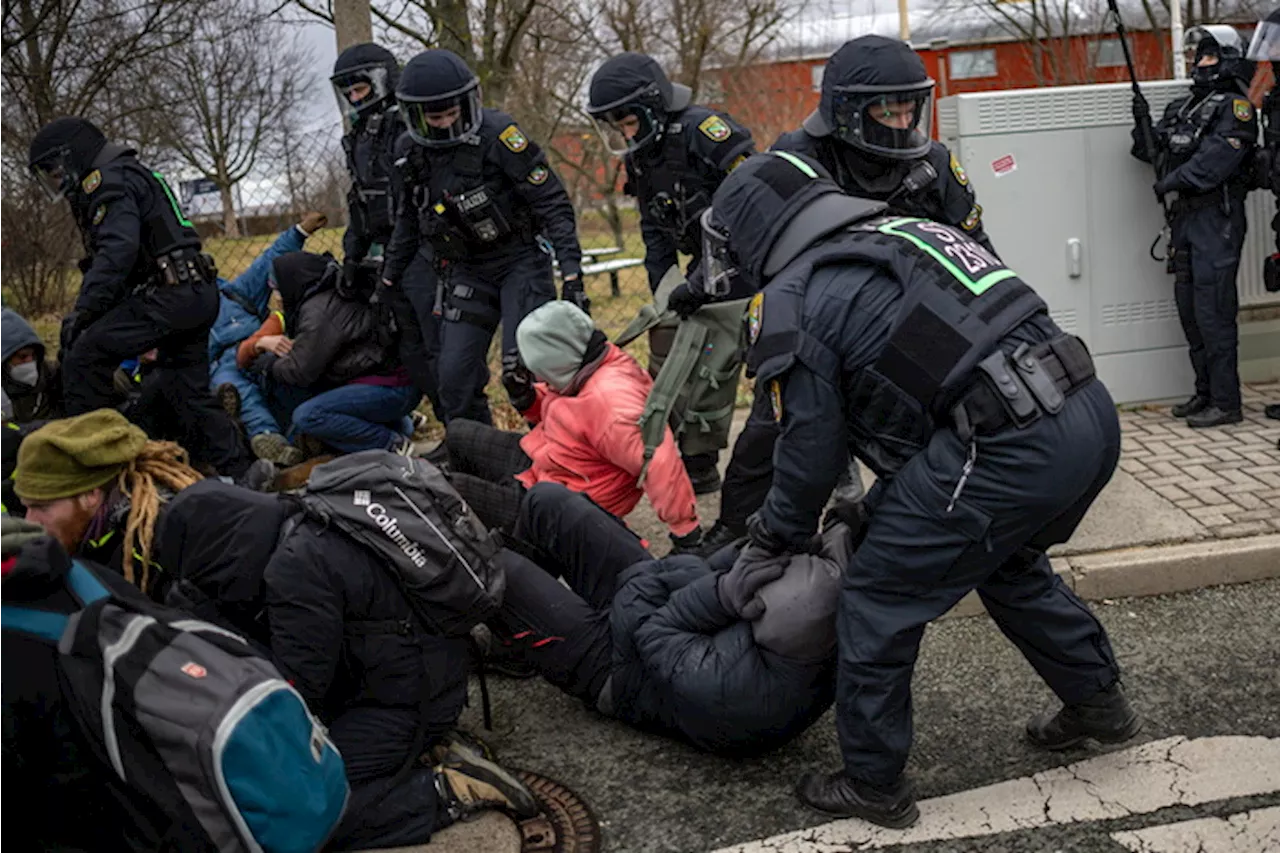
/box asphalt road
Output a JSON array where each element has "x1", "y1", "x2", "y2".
[{"x1": 454, "y1": 579, "x2": 1280, "y2": 853}]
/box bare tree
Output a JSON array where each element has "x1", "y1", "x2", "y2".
[{"x1": 150, "y1": 4, "x2": 312, "y2": 237}]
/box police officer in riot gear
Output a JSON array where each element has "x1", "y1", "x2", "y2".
[
  {"x1": 27, "y1": 117, "x2": 251, "y2": 478},
  {"x1": 1246, "y1": 10, "x2": 1280, "y2": 435},
  {"x1": 773, "y1": 35, "x2": 996, "y2": 254},
  {"x1": 332, "y1": 42, "x2": 442, "y2": 415},
  {"x1": 705, "y1": 152, "x2": 1137, "y2": 827},
  {"x1": 384, "y1": 49, "x2": 584, "y2": 425},
  {"x1": 587, "y1": 52, "x2": 755, "y2": 493},
  {"x1": 1132, "y1": 25, "x2": 1257, "y2": 428}
]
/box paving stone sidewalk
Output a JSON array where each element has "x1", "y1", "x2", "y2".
[{"x1": 1117, "y1": 381, "x2": 1280, "y2": 539}]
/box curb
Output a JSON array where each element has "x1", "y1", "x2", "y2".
[{"x1": 943, "y1": 534, "x2": 1280, "y2": 619}]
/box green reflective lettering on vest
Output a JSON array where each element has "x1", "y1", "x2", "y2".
[
  {"x1": 151, "y1": 171, "x2": 195, "y2": 228},
  {"x1": 875, "y1": 217, "x2": 1017, "y2": 296}
]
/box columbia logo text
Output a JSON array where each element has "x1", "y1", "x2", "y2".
[{"x1": 365, "y1": 503, "x2": 428, "y2": 568}]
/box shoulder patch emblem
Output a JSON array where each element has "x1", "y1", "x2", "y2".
[
  {"x1": 949, "y1": 152, "x2": 968, "y2": 186},
  {"x1": 499, "y1": 124, "x2": 528, "y2": 152},
  {"x1": 1234, "y1": 98, "x2": 1254, "y2": 122},
  {"x1": 746, "y1": 291, "x2": 764, "y2": 344},
  {"x1": 81, "y1": 169, "x2": 102, "y2": 194},
  {"x1": 527, "y1": 164, "x2": 549, "y2": 185},
  {"x1": 769, "y1": 379, "x2": 784, "y2": 423},
  {"x1": 92, "y1": 203, "x2": 107, "y2": 225},
  {"x1": 698, "y1": 115, "x2": 732, "y2": 142},
  {"x1": 961, "y1": 203, "x2": 983, "y2": 231}
]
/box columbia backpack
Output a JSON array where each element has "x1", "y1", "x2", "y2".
[
  {"x1": 299, "y1": 450, "x2": 506, "y2": 637},
  {"x1": 1, "y1": 561, "x2": 350, "y2": 853}
]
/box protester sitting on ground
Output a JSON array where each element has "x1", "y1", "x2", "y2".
[
  {"x1": 437, "y1": 301, "x2": 703, "y2": 548},
  {"x1": 494, "y1": 482, "x2": 852, "y2": 755},
  {"x1": 11, "y1": 409, "x2": 203, "y2": 600},
  {"x1": 1, "y1": 517, "x2": 215, "y2": 850},
  {"x1": 2, "y1": 308, "x2": 64, "y2": 425},
  {"x1": 243, "y1": 251, "x2": 419, "y2": 456},
  {"x1": 141, "y1": 462, "x2": 538, "y2": 848},
  {"x1": 210, "y1": 212, "x2": 326, "y2": 466}
]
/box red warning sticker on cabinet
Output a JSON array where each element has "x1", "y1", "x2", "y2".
[{"x1": 991, "y1": 154, "x2": 1017, "y2": 177}]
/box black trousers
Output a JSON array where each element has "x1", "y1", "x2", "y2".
[
  {"x1": 62, "y1": 278, "x2": 250, "y2": 477},
  {"x1": 443, "y1": 418, "x2": 531, "y2": 534},
  {"x1": 492, "y1": 483, "x2": 651, "y2": 707},
  {"x1": 391, "y1": 248, "x2": 443, "y2": 418}
]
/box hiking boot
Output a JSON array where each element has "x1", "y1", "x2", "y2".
[
  {"x1": 1265, "y1": 403, "x2": 1280, "y2": 420},
  {"x1": 434, "y1": 739, "x2": 540, "y2": 821},
  {"x1": 236, "y1": 459, "x2": 277, "y2": 492},
  {"x1": 471, "y1": 624, "x2": 537, "y2": 679},
  {"x1": 429, "y1": 729, "x2": 498, "y2": 766},
  {"x1": 1025, "y1": 682, "x2": 1142, "y2": 751},
  {"x1": 695, "y1": 520, "x2": 746, "y2": 558},
  {"x1": 251, "y1": 432, "x2": 304, "y2": 467},
  {"x1": 217, "y1": 383, "x2": 242, "y2": 419},
  {"x1": 795, "y1": 771, "x2": 919, "y2": 828},
  {"x1": 1170, "y1": 395, "x2": 1209, "y2": 418},
  {"x1": 1185, "y1": 406, "x2": 1243, "y2": 429},
  {"x1": 687, "y1": 465, "x2": 722, "y2": 496}
]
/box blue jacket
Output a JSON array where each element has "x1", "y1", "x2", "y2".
[{"x1": 207, "y1": 226, "x2": 306, "y2": 362}]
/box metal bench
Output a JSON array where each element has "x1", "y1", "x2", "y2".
[{"x1": 580, "y1": 257, "x2": 644, "y2": 297}]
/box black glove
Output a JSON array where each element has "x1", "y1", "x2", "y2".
[
  {"x1": 1153, "y1": 177, "x2": 1174, "y2": 201},
  {"x1": 669, "y1": 526, "x2": 704, "y2": 554},
  {"x1": 718, "y1": 543, "x2": 788, "y2": 619},
  {"x1": 562, "y1": 275, "x2": 591, "y2": 315},
  {"x1": 1132, "y1": 94, "x2": 1151, "y2": 126},
  {"x1": 501, "y1": 349, "x2": 536, "y2": 411},
  {"x1": 338, "y1": 258, "x2": 362, "y2": 301},
  {"x1": 248, "y1": 351, "x2": 278, "y2": 376},
  {"x1": 2, "y1": 515, "x2": 47, "y2": 559},
  {"x1": 667, "y1": 282, "x2": 707, "y2": 320},
  {"x1": 59, "y1": 310, "x2": 91, "y2": 357}
]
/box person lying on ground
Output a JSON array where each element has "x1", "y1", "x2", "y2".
[
  {"x1": 147, "y1": 470, "x2": 538, "y2": 849},
  {"x1": 493, "y1": 481, "x2": 855, "y2": 755},
  {"x1": 210, "y1": 212, "x2": 327, "y2": 466},
  {"x1": 244, "y1": 251, "x2": 419, "y2": 457},
  {"x1": 437, "y1": 300, "x2": 702, "y2": 548}
]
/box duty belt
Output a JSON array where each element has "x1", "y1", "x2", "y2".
[
  {"x1": 952, "y1": 334, "x2": 1096, "y2": 439},
  {"x1": 153, "y1": 249, "x2": 216, "y2": 288}
]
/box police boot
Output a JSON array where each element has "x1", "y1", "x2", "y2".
[
  {"x1": 1264, "y1": 403, "x2": 1280, "y2": 420},
  {"x1": 1025, "y1": 682, "x2": 1142, "y2": 751},
  {"x1": 1170, "y1": 395, "x2": 1209, "y2": 418},
  {"x1": 1185, "y1": 406, "x2": 1243, "y2": 429},
  {"x1": 433, "y1": 738, "x2": 539, "y2": 821},
  {"x1": 695, "y1": 520, "x2": 746, "y2": 558},
  {"x1": 794, "y1": 771, "x2": 919, "y2": 829}
]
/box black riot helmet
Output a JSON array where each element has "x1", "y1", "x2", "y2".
[
  {"x1": 1247, "y1": 8, "x2": 1280, "y2": 61},
  {"x1": 1185, "y1": 25, "x2": 1255, "y2": 93},
  {"x1": 331, "y1": 42, "x2": 400, "y2": 123},
  {"x1": 702, "y1": 151, "x2": 886, "y2": 294},
  {"x1": 397, "y1": 49, "x2": 483, "y2": 147},
  {"x1": 27, "y1": 117, "x2": 108, "y2": 201},
  {"x1": 586, "y1": 52, "x2": 693, "y2": 155},
  {"x1": 806, "y1": 35, "x2": 935, "y2": 161}
]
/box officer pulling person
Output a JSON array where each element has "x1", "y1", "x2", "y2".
[
  {"x1": 1131, "y1": 25, "x2": 1257, "y2": 428},
  {"x1": 27, "y1": 117, "x2": 251, "y2": 479},
  {"x1": 701, "y1": 152, "x2": 1138, "y2": 828},
  {"x1": 383, "y1": 49, "x2": 585, "y2": 426},
  {"x1": 331, "y1": 42, "x2": 443, "y2": 417},
  {"x1": 586, "y1": 52, "x2": 756, "y2": 494}
]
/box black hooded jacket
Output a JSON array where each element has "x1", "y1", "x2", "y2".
[
  {"x1": 265, "y1": 252, "x2": 395, "y2": 389},
  {"x1": 1, "y1": 309, "x2": 63, "y2": 424}
]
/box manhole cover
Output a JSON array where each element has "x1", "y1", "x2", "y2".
[{"x1": 516, "y1": 770, "x2": 602, "y2": 853}]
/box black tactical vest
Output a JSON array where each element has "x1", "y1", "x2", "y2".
[
  {"x1": 627, "y1": 119, "x2": 714, "y2": 254},
  {"x1": 407, "y1": 135, "x2": 534, "y2": 259},
  {"x1": 748, "y1": 216, "x2": 1047, "y2": 478},
  {"x1": 75, "y1": 157, "x2": 201, "y2": 271},
  {"x1": 1161, "y1": 92, "x2": 1229, "y2": 168},
  {"x1": 343, "y1": 108, "x2": 400, "y2": 239}
]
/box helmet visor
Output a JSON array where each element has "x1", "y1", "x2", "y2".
[
  {"x1": 1248, "y1": 20, "x2": 1280, "y2": 60},
  {"x1": 331, "y1": 65, "x2": 392, "y2": 119},
  {"x1": 590, "y1": 104, "x2": 660, "y2": 156},
  {"x1": 830, "y1": 82, "x2": 934, "y2": 160},
  {"x1": 699, "y1": 208, "x2": 737, "y2": 298},
  {"x1": 29, "y1": 150, "x2": 74, "y2": 201},
  {"x1": 401, "y1": 86, "x2": 483, "y2": 147}
]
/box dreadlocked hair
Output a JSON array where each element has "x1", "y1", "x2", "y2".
[{"x1": 116, "y1": 440, "x2": 203, "y2": 591}]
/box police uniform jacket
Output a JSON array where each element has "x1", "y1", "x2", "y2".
[{"x1": 1135, "y1": 89, "x2": 1258, "y2": 207}]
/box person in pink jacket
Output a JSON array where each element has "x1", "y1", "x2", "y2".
[{"x1": 434, "y1": 301, "x2": 704, "y2": 553}]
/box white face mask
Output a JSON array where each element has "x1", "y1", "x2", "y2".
[{"x1": 8, "y1": 361, "x2": 39, "y2": 387}]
